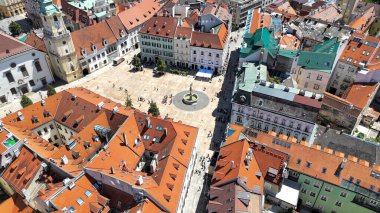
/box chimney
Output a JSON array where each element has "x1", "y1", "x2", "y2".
[
  {"x1": 230, "y1": 161, "x2": 235, "y2": 170},
  {"x1": 111, "y1": 166, "x2": 115, "y2": 174},
  {"x1": 150, "y1": 159, "x2": 157, "y2": 173},
  {"x1": 137, "y1": 175, "x2": 143, "y2": 185},
  {"x1": 146, "y1": 117, "x2": 151, "y2": 128},
  {"x1": 113, "y1": 106, "x2": 119, "y2": 114},
  {"x1": 18, "y1": 112, "x2": 24, "y2": 121},
  {"x1": 340, "y1": 158, "x2": 347, "y2": 169},
  {"x1": 41, "y1": 100, "x2": 46, "y2": 106},
  {"x1": 122, "y1": 132, "x2": 127, "y2": 146},
  {"x1": 71, "y1": 95, "x2": 77, "y2": 100}
]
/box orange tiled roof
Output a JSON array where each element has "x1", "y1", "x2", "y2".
[
  {"x1": 227, "y1": 124, "x2": 380, "y2": 193},
  {"x1": 51, "y1": 175, "x2": 109, "y2": 212},
  {"x1": 24, "y1": 31, "x2": 47, "y2": 53},
  {"x1": 191, "y1": 23, "x2": 229, "y2": 50},
  {"x1": 2, "y1": 146, "x2": 42, "y2": 194},
  {"x1": 339, "y1": 32, "x2": 380, "y2": 67},
  {"x1": 71, "y1": 21, "x2": 117, "y2": 59},
  {"x1": 249, "y1": 8, "x2": 271, "y2": 35},
  {"x1": 174, "y1": 26, "x2": 192, "y2": 39},
  {"x1": 342, "y1": 82, "x2": 379, "y2": 109},
  {"x1": 139, "y1": 16, "x2": 178, "y2": 39},
  {"x1": 279, "y1": 34, "x2": 300, "y2": 50},
  {"x1": 86, "y1": 112, "x2": 198, "y2": 212},
  {"x1": 349, "y1": 6, "x2": 376, "y2": 33},
  {"x1": 0, "y1": 194, "x2": 35, "y2": 213},
  {"x1": 202, "y1": 4, "x2": 231, "y2": 23},
  {"x1": 118, "y1": 0, "x2": 161, "y2": 31}
]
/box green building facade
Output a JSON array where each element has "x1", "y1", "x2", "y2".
[{"x1": 288, "y1": 170, "x2": 380, "y2": 213}]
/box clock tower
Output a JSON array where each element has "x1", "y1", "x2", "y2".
[{"x1": 39, "y1": 0, "x2": 82, "y2": 83}]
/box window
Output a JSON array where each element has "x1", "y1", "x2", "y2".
[
  {"x1": 237, "y1": 116, "x2": 242, "y2": 123},
  {"x1": 356, "y1": 179, "x2": 361, "y2": 185},
  {"x1": 54, "y1": 135, "x2": 58, "y2": 140},
  {"x1": 65, "y1": 128, "x2": 68, "y2": 134},
  {"x1": 322, "y1": 167, "x2": 327, "y2": 173},
  {"x1": 76, "y1": 198, "x2": 84, "y2": 205},
  {"x1": 5, "y1": 71, "x2": 15, "y2": 83},
  {"x1": 325, "y1": 186, "x2": 332, "y2": 192},
  {"x1": 306, "y1": 73, "x2": 311, "y2": 78},
  {"x1": 209, "y1": 53, "x2": 211, "y2": 57},
  {"x1": 37, "y1": 131, "x2": 42, "y2": 136},
  {"x1": 216, "y1": 54, "x2": 219, "y2": 58},
  {"x1": 301, "y1": 188, "x2": 307, "y2": 193},
  {"x1": 310, "y1": 192, "x2": 316, "y2": 197},
  {"x1": 10, "y1": 88, "x2": 17, "y2": 95},
  {"x1": 296, "y1": 159, "x2": 301, "y2": 164},
  {"x1": 304, "y1": 179, "x2": 310, "y2": 184},
  {"x1": 143, "y1": 134, "x2": 150, "y2": 140},
  {"x1": 313, "y1": 84, "x2": 320, "y2": 90},
  {"x1": 50, "y1": 124, "x2": 54, "y2": 130},
  {"x1": 85, "y1": 190, "x2": 92, "y2": 197},
  {"x1": 335, "y1": 201, "x2": 342, "y2": 207},
  {"x1": 34, "y1": 60, "x2": 42, "y2": 72},
  {"x1": 316, "y1": 75, "x2": 322, "y2": 80},
  {"x1": 29, "y1": 80, "x2": 35, "y2": 87},
  {"x1": 43, "y1": 127, "x2": 48, "y2": 133},
  {"x1": 306, "y1": 161, "x2": 311, "y2": 168},
  {"x1": 321, "y1": 195, "x2": 327, "y2": 201},
  {"x1": 53, "y1": 15, "x2": 58, "y2": 22},
  {"x1": 340, "y1": 192, "x2": 347, "y2": 197},
  {"x1": 20, "y1": 66, "x2": 29, "y2": 77},
  {"x1": 201, "y1": 51, "x2": 204, "y2": 55},
  {"x1": 314, "y1": 182, "x2": 321, "y2": 188},
  {"x1": 369, "y1": 200, "x2": 378, "y2": 206}
]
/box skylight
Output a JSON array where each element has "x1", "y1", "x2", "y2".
[
  {"x1": 76, "y1": 198, "x2": 84, "y2": 205},
  {"x1": 85, "y1": 190, "x2": 92, "y2": 197}
]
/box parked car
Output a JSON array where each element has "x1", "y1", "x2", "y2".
[{"x1": 113, "y1": 57, "x2": 125, "y2": 66}]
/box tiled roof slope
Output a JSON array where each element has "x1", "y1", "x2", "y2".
[
  {"x1": 0, "y1": 33, "x2": 34, "y2": 60},
  {"x1": 227, "y1": 124, "x2": 380, "y2": 194},
  {"x1": 2, "y1": 146, "x2": 42, "y2": 194},
  {"x1": 191, "y1": 23, "x2": 229, "y2": 50},
  {"x1": 342, "y1": 82, "x2": 379, "y2": 109},
  {"x1": 24, "y1": 31, "x2": 47, "y2": 53},
  {"x1": 339, "y1": 32, "x2": 380, "y2": 68},
  {"x1": 349, "y1": 6, "x2": 376, "y2": 33},
  {"x1": 139, "y1": 16, "x2": 179, "y2": 38},
  {"x1": 297, "y1": 37, "x2": 339, "y2": 71},
  {"x1": 118, "y1": 0, "x2": 161, "y2": 31},
  {"x1": 71, "y1": 21, "x2": 117, "y2": 58},
  {"x1": 51, "y1": 175, "x2": 110, "y2": 213},
  {"x1": 0, "y1": 194, "x2": 35, "y2": 213},
  {"x1": 249, "y1": 8, "x2": 271, "y2": 35},
  {"x1": 86, "y1": 111, "x2": 198, "y2": 212}
]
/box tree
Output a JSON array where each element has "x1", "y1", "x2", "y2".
[
  {"x1": 47, "y1": 85, "x2": 56, "y2": 97},
  {"x1": 156, "y1": 58, "x2": 166, "y2": 72},
  {"x1": 9, "y1": 21, "x2": 22, "y2": 36},
  {"x1": 148, "y1": 102, "x2": 160, "y2": 117},
  {"x1": 132, "y1": 55, "x2": 141, "y2": 69},
  {"x1": 269, "y1": 76, "x2": 281, "y2": 84},
  {"x1": 125, "y1": 95, "x2": 133, "y2": 107},
  {"x1": 20, "y1": 95, "x2": 33, "y2": 108}
]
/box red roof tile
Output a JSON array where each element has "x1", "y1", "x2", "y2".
[
  {"x1": 140, "y1": 16, "x2": 178, "y2": 39},
  {"x1": 0, "y1": 33, "x2": 33, "y2": 60}
]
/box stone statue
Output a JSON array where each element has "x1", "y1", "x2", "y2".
[{"x1": 189, "y1": 83, "x2": 193, "y2": 95}]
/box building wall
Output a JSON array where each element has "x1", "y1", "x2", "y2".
[
  {"x1": 231, "y1": 102, "x2": 315, "y2": 142},
  {"x1": 41, "y1": 11, "x2": 83, "y2": 83},
  {"x1": 190, "y1": 46, "x2": 224, "y2": 73},
  {"x1": 0, "y1": 49, "x2": 54, "y2": 103},
  {"x1": 128, "y1": 26, "x2": 142, "y2": 49},
  {"x1": 78, "y1": 48, "x2": 109, "y2": 74},
  {"x1": 30, "y1": 120, "x2": 73, "y2": 145},
  {"x1": 293, "y1": 66, "x2": 332, "y2": 94},
  {"x1": 338, "y1": 0, "x2": 360, "y2": 24},
  {"x1": 355, "y1": 69, "x2": 380, "y2": 84},
  {"x1": 220, "y1": 0, "x2": 262, "y2": 28},
  {"x1": 0, "y1": 0, "x2": 24, "y2": 17},
  {"x1": 327, "y1": 61, "x2": 359, "y2": 96},
  {"x1": 289, "y1": 171, "x2": 376, "y2": 213},
  {"x1": 174, "y1": 37, "x2": 191, "y2": 68},
  {"x1": 140, "y1": 33, "x2": 175, "y2": 65}
]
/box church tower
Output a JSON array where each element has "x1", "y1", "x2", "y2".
[{"x1": 39, "y1": 0, "x2": 82, "y2": 83}]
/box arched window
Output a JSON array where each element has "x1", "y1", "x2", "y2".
[{"x1": 34, "y1": 60, "x2": 42, "y2": 72}]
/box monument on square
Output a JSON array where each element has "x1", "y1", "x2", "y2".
[{"x1": 183, "y1": 83, "x2": 199, "y2": 105}]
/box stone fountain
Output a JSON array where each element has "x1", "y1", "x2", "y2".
[{"x1": 182, "y1": 83, "x2": 198, "y2": 105}]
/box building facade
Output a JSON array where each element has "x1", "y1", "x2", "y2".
[
  {"x1": 0, "y1": 33, "x2": 54, "y2": 104},
  {"x1": 0, "y1": 0, "x2": 24, "y2": 17},
  {"x1": 231, "y1": 65, "x2": 321, "y2": 142},
  {"x1": 338, "y1": 0, "x2": 359, "y2": 24},
  {"x1": 40, "y1": 0, "x2": 83, "y2": 83},
  {"x1": 174, "y1": 26, "x2": 192, "y2": 68}
]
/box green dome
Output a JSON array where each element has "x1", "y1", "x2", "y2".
[{"x1": 39, "y1": 0, "x2": 60, "y2": 16}]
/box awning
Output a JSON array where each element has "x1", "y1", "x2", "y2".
[{"x1": 196, "y1": 69, "x2": 214, "y2": 79}]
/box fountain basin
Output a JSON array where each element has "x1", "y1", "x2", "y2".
[{"x1": 182, "y1": 93, "x2": 199, "y2": 105}]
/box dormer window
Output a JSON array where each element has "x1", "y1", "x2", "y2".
[
  {"x1": 91, "y1": 44, "x2": 97, "y2": 51},
  {"x1": 31, "y1": 116, "x2": 39, "y2": 124},
  {"x1": 103, "y1": 39, "x2": 108, "y2": 46},
  {"x1": 119, "y1": 30, "x2": 125, "y2": 37},
  {"x1": 81, "y1": 48, "x2": 86, "y2": 56}
]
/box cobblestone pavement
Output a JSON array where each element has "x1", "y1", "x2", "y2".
[{"x1": 0, "y1": 29, "x2": 244, "y2": 212}]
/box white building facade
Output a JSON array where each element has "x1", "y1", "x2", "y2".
[{"x1": 0, "y1": 45, "x2": 54, "y2": 103}]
